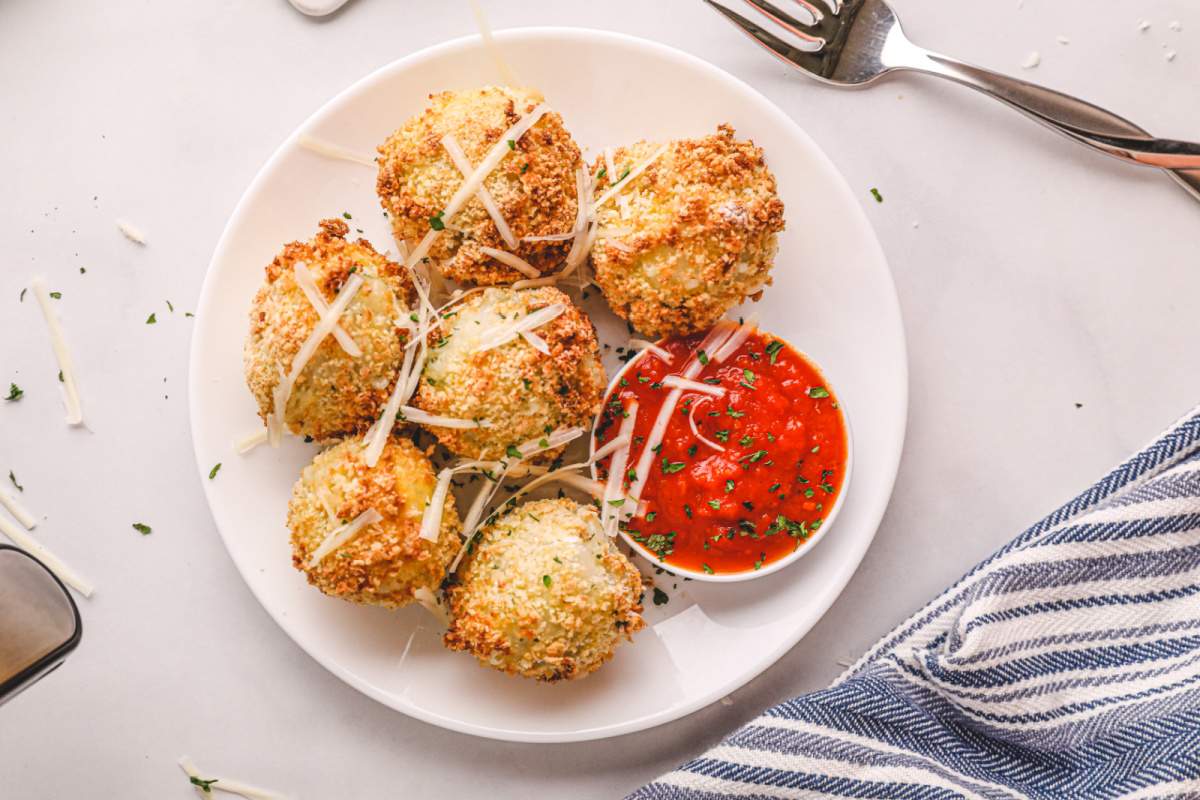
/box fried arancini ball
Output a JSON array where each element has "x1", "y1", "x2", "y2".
[
  {"x1": 288, "y1": 435, "x2": 461, "y2": 608},
  {"x1": 411, "y1": 286, "x2": 605, "y2": 460},
  {"x1": 243, "y1": 218, "x2": 418, "y2": 443},
  {"x1": 376, "y1": 86, "x2": 582, "y2": 285},
  {"x1": 444, "y1": 498, "x2": 644, "y2": 681},
  {"x1": 589, "y1": 124, "x2": 785, "y2": 338}
]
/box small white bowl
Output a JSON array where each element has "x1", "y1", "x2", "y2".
[{"x1": 590, "y1": 335, "x2": 854, "y2": 583}]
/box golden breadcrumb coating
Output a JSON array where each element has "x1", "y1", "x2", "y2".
[
  {"x1": 288, "y1": 435, "x2": 460, "y2": 608},
  {"x1": 445, "y1": 498, "x2": 644, "y2": 681},
  {"x1": 589, "y1": 124, "x2": 785, "y2": 338},
  {"x1": 243, "y1": 218, "x2": 418, "y2": 443},
  {"x1": 376, "y1": 86, "x2": 582, "y2": 285},
  {"x1": 411, "y1": 286, "x2": 605, "y2": 459}
]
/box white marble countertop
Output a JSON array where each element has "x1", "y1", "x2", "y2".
[{"x1": 1, "y1": 1, "x2": 1197, "y2": 797}]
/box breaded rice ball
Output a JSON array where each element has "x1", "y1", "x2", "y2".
[
  {"x1": 243, "y1": 218, "x2": 418, "y2": 443},
  {"x1": 445, "y1": 498, "x2": 644, "y2": 681},
  {"x1": 589, "y1": 124, "x2": 785, "y2": 338},
  {"x1": 376, "y1": 86, "x2": 581, "y2": 285},
  {"x1": 411, "y1": 286, "x2": 605, "y2": 459},
  {"x1": 288, "y1": 435, "x2": 461, "y2": 608}
]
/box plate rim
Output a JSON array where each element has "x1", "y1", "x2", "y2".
[{"x1": 188, "y1": 25, "x2": 909, "y2": 743}]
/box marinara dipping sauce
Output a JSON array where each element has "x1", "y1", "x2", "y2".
[{"x1": 593, "y1": 326, "x2": 849, "y2": 577}]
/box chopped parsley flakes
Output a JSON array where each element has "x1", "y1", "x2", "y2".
[
  {"x1": 132, "y1": 522, "x2": 152, "y2": 535},
  {"x1": 189, "y1": 776, "x2": 219, "y2": 793},
  {"x1": 5, "y1": 383, "x2": 22, "y2": 401}
]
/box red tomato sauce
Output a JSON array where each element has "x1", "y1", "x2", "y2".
[{"x1": 593, "y1": 328, "x2": 848, "y2": 575}]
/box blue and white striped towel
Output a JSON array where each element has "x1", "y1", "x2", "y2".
[{"x1": 631, "y1": 406, "x2": 1200, "y2": 800}]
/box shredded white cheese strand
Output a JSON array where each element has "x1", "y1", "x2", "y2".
[
  {"x1": 461, "y1": 477, "x2": 496, "y2": 537},
  {"x1": 688, "y1": 397, "x2": 726, "y2": 453},
  {"x1": 520, "y1": 330, "x2": 550, "y2": 354},
  {"x1": 178, "y1": 757, "x2": 287, "y2": 800},
  {"x1": 712, "y1": 313, "x2": 760, "y2": 363},
  {"x1": 267, "y1": 273, "x2": 363, "y2": 445},
  {"x1": 517, "y1": 426, "x2": 583, "y2": 458},
  {"x1": 0, "y1": 489, "x2": 37, "y2": 530},
  {"x1": 520, "y1": 232, "x2": 576, "y2": 243},
  {"x1": 601, "y1": 401, "x2": 639, "y2": 537},
  {"x1": 448, "y1": 460, "x2": 594, "y2": 573},
  {"x1": 469, "y1": 0, "x2": 520, "y2": 85},
  {"x1": 0, "y1": 514, "x2": 93, "y2": 598},
  {"x1": 443, "y1": 136, "x2": 518, "y2": 249},
  {"x1": 511, "y1": 276, "x2": 559, "y2": 290},
  {"x1": 407, "y1": 104, "x2": 550, "y2": 268},
  {"x1": 292, "y1": 262, "x2": 360, "y2": 356},
  {"x1": 234, "y1": 429, "x2": 268, "y2": 454},
  {"x1": 562, "y1": 168, "x2": 592, "y2": 271},
  {"x1": 603, "y1": 147, "x2": 618, "y2": 187},
  {"x1": 413, "y1": 586, "x2": 449, "y2": 626},
  {"x1": 306, "y1": 508, "x2": 383, "y2": 568},
  {"x1": 420, "y1": 468, "x2": 455, "y2": 542},
  {"x1": 473, "y1": 302, "x2": 565, "y2": 354},
  {"x1": 590, "y1": 143, "x2": 669, "y2": 217},
  {"x1": 555, "y1": 472, "x2": 606, "y2": 497},
  {"x1": 30, "y1": 277, "x2": 83, "y2": 426},
  {"x1": 400, "y1": 406, "x2": 490, "y2": 429},
  {"x1": 296, "y1": 133, "x2": 375, "y2": 167},
  {"x1": 441, "y1": 426, "x2": 585, "y2": 569},
  {"x1": 628, "y1": 338, "x2": 673, "y2": 364},
  {"x1": 662, "y1": 375, "x2": 726, "y2": 398},
  {"x1": 479, "y1": 246, "x2": 539, "y2": 278},
  {"x1": 116, "y1": 219, "x2": 147, "y2": 244},
  {"x1": 363, "y1": 333, "x2": 418, "y2": 467},
  {"x1": 590, "y1": 433, "x2": 630, "y2": 464}
]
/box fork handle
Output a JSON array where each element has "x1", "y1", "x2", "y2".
[{"x1": 911, "y1": 51, "x2": 1200, "y2": 201}]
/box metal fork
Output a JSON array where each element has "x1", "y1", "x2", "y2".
[{"x1": 705, "y1": 0, "x2": 1200, "y2": 202}]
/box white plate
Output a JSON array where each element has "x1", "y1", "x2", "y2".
[{"x1": 188, "y1": 27, "x2": 907, "y2": 743}]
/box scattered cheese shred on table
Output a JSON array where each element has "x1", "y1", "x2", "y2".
[
  {"x1": 0, "y1": 514, "x2": 93, "y2": 598},
  {"x1": 0, "y1": 488, "x2": 37, "y2": 529},
  {"x1": 116, "y1": 219, "x2": 146, "y2": 244},
  {"x1": 178, "y1": 757, "x2": 288, "y2": 800},
  {"x1": 30, "y1": 277, "x2": 83, "y2": 426}
]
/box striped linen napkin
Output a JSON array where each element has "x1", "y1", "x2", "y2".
[{"x1": 630, "y1": 407, "x2": 1200, "y2": 800}]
